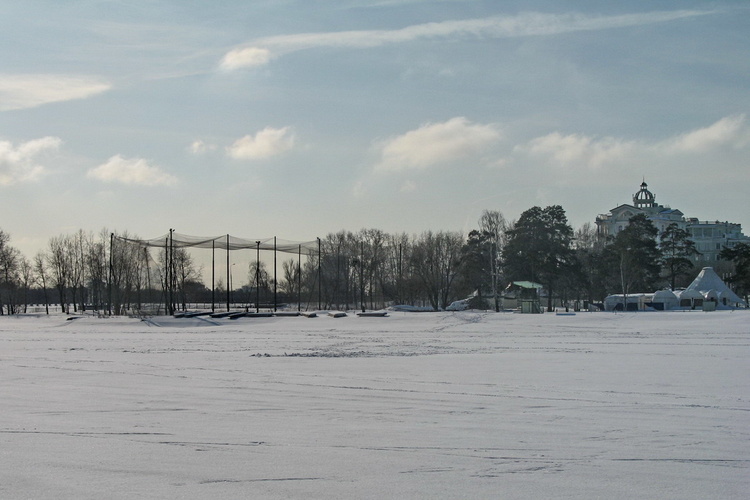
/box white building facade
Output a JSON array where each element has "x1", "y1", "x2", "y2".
[{"x1": 595, "y1": 182, "x2": 750, "y2": 264}]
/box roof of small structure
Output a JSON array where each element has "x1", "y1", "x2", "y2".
[
  {"x1": 653, "y1": 289, "x2": 679, "y2": 301},
  {"x1": 675, "y1": 289, "x2": 703, "y2": 299},
  {"x1": 512, "y1": 281, "x2": 544, "y2": 289}
]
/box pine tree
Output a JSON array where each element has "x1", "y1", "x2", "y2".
[
  {"x1": 605, "y1": 214, "x2": 662, "y2": 310},
  {"x1": 719, "y1": 242, "x2": 750, "y2": 304},
  {"x1": 659, "y1": 223, "x2": 699, "y2": 289},
  {"x1": 503, "y1": 205, "x2": 574, "y2": 311}
]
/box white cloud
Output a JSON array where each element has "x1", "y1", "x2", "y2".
[
  {"x1": 188, "y1": 139, "x2": 216, "y2": 154},
  {"x1": 227, "y1": 127, "x2": 294, "y2": 160},
  {"x1": 662, "y1": 114, "x2": 748, "y2": 153},
  {"x1": 0, "y1": 136, "x2": 62, "y2": 186},
  {"x1": 87, "y1": 155, "x2": 178, "y2": 186},
  {"x1": 519, "y1": 132, "x2": 635, "y2": 169},
  {"x1": 221, "y1": 10, "x2": 713, "y2": 69},
  {"x1": 507, "y1": 114, "x2": 750, "y2": 181},
  {"x1": 220, "y1": 47, "x2": 272, "y2": 71},
  {"x1": 0, "y1": 74, "x2": 111, "y2": 111},
  {"x1": 375, "y1": 117, "x2": 500, "y2": 172}
]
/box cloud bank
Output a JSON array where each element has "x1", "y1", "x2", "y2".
[
  {"x1": 87, "y1": 155, "x2": 178, "y2": 186},
  {"x1": 0, "y1": 136, "x2": 62, "y2": 186},
  {"x1": 221, "y1": 9, "x2": 713, "y2": 70},
  {"x1": 361, "y1": 114, "x2": 749, "y2": 198},
  {"x1": 664, "y1": 114, "x2": 748, "y2": 154},
  {"x1": 511, "y1": 114, "x2": 750, "y2": 172},
  {"x1": 0, "y1": 74, "x2": 111, "y2": 111}
]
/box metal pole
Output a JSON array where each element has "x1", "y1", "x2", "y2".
[
  {"x1": 256, "y1": 241, "x2": 261, "y2": 313},
  {"x1": 164, "y1": 236, "x2": 169, "y2": 315},
  {"x1": 226, "y1": 234, "x2": 230, "y2": 311},
  {"x1": 273, "y1": 237, "x2": 277, "y2": 312},
  {"x1": 211, "y1": 239, "x2": 215, "y2": 312},
  {"x1": 360, "y1": 239, "x2": 365, "y2": 313},
  {"x1": 398, "y1": 243, "x2": 402, "y2": 304},
  {"x1": 317, "y1": 237, "x2": 321, "y2": 310},
  {"x1": 108, "y1": 233, "x2": 113, "y2": 315},
  {"x1": 297, "y1": 244, "x2": 301, "y2": 312},
  {"x1": 145, "y1": 247, "x2": 151, "y2": 313},
  {"x1": 169, "y1": 229, "x2": 175, "y2": 315}
]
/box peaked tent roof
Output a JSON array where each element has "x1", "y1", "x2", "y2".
[{"x1": 685, "y1": 267, "x2": 746, "y2": 306}]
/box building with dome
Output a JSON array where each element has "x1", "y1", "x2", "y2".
[{"x1": 595, "y1": 181, "x2": 749, "y2": 264}]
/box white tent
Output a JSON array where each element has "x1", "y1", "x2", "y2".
[
  {"x1": 685, "y1": 267, "x2": 746, "y2": 308},
  {"x1": 651, "y1": 289, "x2": 679, "y2": 310},
  {"x1": 604, "y1": 293, "x2": 652, "y2": 311},
  {"x1": 702, "y1": 289, "x2": 719, "y2": 302},
  {"x1": 675, "y1": 289, "x2": 703, "y2": 308}
]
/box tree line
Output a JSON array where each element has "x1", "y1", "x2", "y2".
[{"x1": 1, "y1": 205, "x2": 749, "y2": 315}]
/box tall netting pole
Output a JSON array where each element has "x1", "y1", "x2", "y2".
[
  {"x1": 273, "y1": 237, "x2": 277, "y2": 312},
  {"x1": 169, "y1": 229, "x2": 175, "y2": 315},
  {"x1": 255, "y1": 241, "x2": 261, "y2": 313},
  {"x1": 360, "y1": 239, "x2": 365, "y2": 313},
  {"x1": 226, "y1": 234, "x2": 230, "y2": 311},
  {"x1": 317, "y1": 237, "x2": 322, "y2": 310},
  {"x1": 297, "y1": 244, "x2": 301, "y2": 312},
  {"x1": 108, "y1": 233, "x2": 113, "y2": 316},
  {"x1": 211, "y1": 239, "x2": 215, "y2": 312},
  {"x1": 144, "y1": 247, "x2": 151, "y2": 313},
  {"x1": 164, "y1": 236, "x2": 169, "y2": 314}
]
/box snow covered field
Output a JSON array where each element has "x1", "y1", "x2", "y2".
[{"x1": 1, "y1": 310, "x2": 748, "y2": 499}]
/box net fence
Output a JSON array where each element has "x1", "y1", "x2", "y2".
[{"x1": 116, "y1": 232, "x2": 319, "y2": 254}]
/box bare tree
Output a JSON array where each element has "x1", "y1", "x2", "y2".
[
  {"x1": 18, "y1": 256, "x2": 34, "y2": 313},
  {"x1": 33, "y1": 251, "x2": 50, "y2": 315},
  {"x1": 47, "y1": 235, "x2": 72, "y2": 313},
  {"x1": 410, "y1": 231, "x2": 465, "y2": 310},
  {"x1": 110, "y1": 232, "x2": 146, "y2": 315},
  {"x1": 380, "y1": 232, "x2": 412, "y2": 306},
  {"x1": 280, "y1": 258, "x2": 300, "y2": 300},
  {"x1": 85, "y1": 230, "x2": 109, "y2": 313},
  {"x1": 0, "y1": 231, "x2": 22, "y2": 314},
  {"x1": 174, "y1": 247, "x2": 202, "y2": 311},
  {"x1": 478, "y1": 210, "x2": 509, "y2": 311},
  {"x1": 66, "y1": 229, "x2": 92, "y2": 312}
]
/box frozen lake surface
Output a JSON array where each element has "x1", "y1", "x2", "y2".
[{"x1": 1, "y1": 310, "x2": 748, "y2": 499}]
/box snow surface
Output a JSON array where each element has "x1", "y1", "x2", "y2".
[{"x1": 1, "y1": 310, "x2": 748, "y2": 499}]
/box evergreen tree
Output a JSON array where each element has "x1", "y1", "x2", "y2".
[
  {"x1": 719, "y1": 242, "x2": 750, "y2": 304},
  {"x1": 659, "y1": 223, "x2": 699, "y2": 289},
  {"x1": 570, "y1": 222, "x2": 608, "y2": 308},
  {"x1": 503, "y1": 205, "x2": 574, "y2": 311},
  {"x1": 604, "y1": 214, "x2": 662, "y2": 310},
  {"x1": 460, "y1": 229, "x2": 493, "y2": 308}
]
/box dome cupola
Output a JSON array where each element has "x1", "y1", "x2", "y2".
[{"x1": 633, "y1": 181, "x2": 656, "y2": 208}]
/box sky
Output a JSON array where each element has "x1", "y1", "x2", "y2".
[{"x1": 1, "y1": 0, "x2": 749, "y2": 260}]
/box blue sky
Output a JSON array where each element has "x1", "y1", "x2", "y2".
[{"x1": 1, "y1": 0, "x2": 749, "y2": 258}]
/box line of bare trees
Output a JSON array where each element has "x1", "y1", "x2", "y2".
[
  {"x1": 0, "y1": 224, "x2": 481, "y2": 315},
  {"x1": 0, "y1": 228, "x2": 204, "y2": 316},
  {"x1": 1, "y1": 205, "x2": 745, "y2": 315},
  {"x1": 298, "y1": 228, "x2": 468, "y2": 311}
]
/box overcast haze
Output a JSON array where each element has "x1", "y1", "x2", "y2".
[{"x1": 1, "y1": 0, "x2": 749, "y2": 257}]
